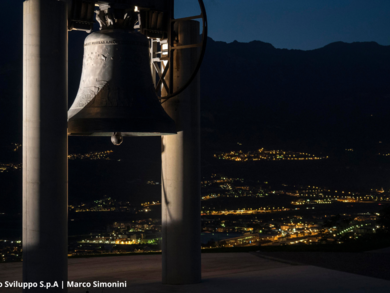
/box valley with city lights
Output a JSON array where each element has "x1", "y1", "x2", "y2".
[{"x1": 1, "y1": 139, "x2": 390, "y2": 262}]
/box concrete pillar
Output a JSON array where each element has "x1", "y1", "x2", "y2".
[
  {"x1": 161, "y1": 20, "x2": 201, "y2": 285},
  {"x1": 23, "y1": 0, "x2": 68, "y2": 291}
]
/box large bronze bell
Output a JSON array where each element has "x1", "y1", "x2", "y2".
[{"x1": 68, "y1": 29, "x2": 176, "y2": 140}]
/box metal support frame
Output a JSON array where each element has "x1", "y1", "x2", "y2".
[{"x1": 150, "y1": 0, "x2": 208, "y2": 102}]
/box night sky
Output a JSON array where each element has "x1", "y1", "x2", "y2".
[
  {"x1": 4, "y1": 1, "x2": 390, "y2": 50},
  {"x1": 176, "y1": 0, "x2": 390, "y2": 50}
]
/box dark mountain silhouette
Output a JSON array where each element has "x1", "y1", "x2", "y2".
[{"x1": 200, "y1": 38, "x2": 390, "y2": 153}]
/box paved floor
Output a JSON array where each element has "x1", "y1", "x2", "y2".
[
  {"x1": 1, "y1": 253, "x2": 390, "y2": 293},
  {"x1": 369, "y1": 246, "x2": 390, "y2": 253},
  {"x1": 256, "y1": 251, "x2": 390, "y2": 281}
]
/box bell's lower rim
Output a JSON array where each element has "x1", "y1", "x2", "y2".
[{"x1": 67, "y1": 117, "x2": 177, "y2": 137}]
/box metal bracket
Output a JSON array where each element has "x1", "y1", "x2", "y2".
[
  {"x1": 68, "y1": 0, "x2": 96, "y2": 32},
  {"x1": 150, "y1": 0, "x2": 208, "y2": 102}
]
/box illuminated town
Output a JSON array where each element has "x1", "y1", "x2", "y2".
[
  {"x1": 215, "y1": 148, "x2": 329, "y2": 161},
  {"x1": 0, "y1": 163, "x2": 22, "y2": 172},
  {"x1": 0, "y1": 146, "x2": 389, "y2": 261},
  {"x1": 12, "y1": 143, "x2": 22, "y2": 152},
  {"x1": 0, "y1": 144, "x2": 114, "y2": 173},
  {"x1": 67, "y1": 150, "x2": 113, "y2": 160},
  {"x1": 63, "y1": 174, "x2": 390, "y2": 256},
  {"x1": 69, "y1": 197, "x2": 155, "y2": 213}
]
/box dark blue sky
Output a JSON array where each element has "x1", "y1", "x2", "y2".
[
  {"x1": 175, "y1": 0, "x2": 390, "y2": 50},
  {"x1": 6, "y1": 1, "x2": 390, "y2": 50}
]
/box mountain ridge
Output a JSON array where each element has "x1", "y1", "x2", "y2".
[{"x1": 1, "y1": 35, "x2": 390, "y2": 150}]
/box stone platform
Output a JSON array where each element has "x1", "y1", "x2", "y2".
[{"x1": 1, "y1": 253, "x2": 390, "y2": 292}]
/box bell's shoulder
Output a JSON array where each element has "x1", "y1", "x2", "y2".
[
  {"x1": 85, "y1": 30, "x2": 147, "y2": 43},
  {"x1": 84, "y1": 30, "x2": 113, "y2": 43}
]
